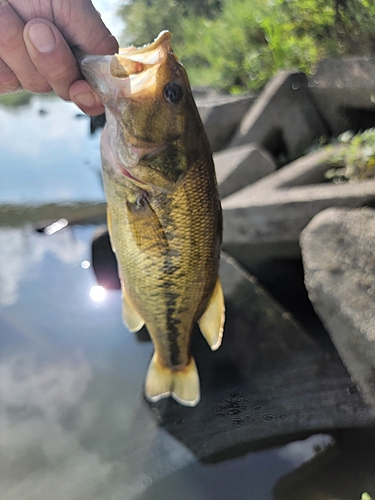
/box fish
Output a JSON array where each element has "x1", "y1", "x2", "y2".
[{"x1": 80, "y1": 31, "x2": 225, "y2": 406}]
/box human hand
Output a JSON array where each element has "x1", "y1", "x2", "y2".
[{"x1": 0, "y1": 0, "x2": 119, "y2": 115}]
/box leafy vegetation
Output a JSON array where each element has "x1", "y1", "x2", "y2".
[
  {"x1": 325, "y1": 129, "x2": 375, "y2": 182},
  {"x1": 117, "y1": 0, "x2": 375, "y2": 92},
  {"x1": 0, "y1": 91, "x2": 33, "y2": 108}
]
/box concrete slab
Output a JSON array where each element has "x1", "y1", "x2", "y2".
[
  {"x1": 147, "y1": 253, "x2": 374, "y2": 462},
  {"x1": 195, "y1": 93, "x2": 255, "y2": 152},
  {"x1": 221, "y1": 145, "x2": 375, "y2": 268},
  {"x1": 229, "y1": 71, "x2": 328, "y2": 161},
  {"x1": 309, "y1": 57, "x2": 375, "y2": 136},
  {"x1": 214, "y1": 144, "x2": 276, "y2": 199},
  {"x1": 301, "y1": 207, "x2": 375, "y2": 410}
]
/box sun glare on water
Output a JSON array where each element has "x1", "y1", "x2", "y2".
[{"x1": 90, "y1": 285, "x2": 107, "y2": 302}]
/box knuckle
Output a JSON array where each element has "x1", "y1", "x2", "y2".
[
  {"x1": 48, "y1": 63, "x2": 74, "y2": 83},
  {"x1": 24, "y1": 81, "x2": 52, "y2": 94},
  {"x1": 0, "y1": 24, "x2": 21, "y2": 50},
  {"x1": 0, "y1": 67, "x2": 20, "y2": 93}
]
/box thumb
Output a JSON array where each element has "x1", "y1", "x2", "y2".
[{"x1": 53, "y1": 0, "x2": 119, "y2": 56}]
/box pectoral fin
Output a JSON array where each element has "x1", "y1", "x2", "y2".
[
  {"x1": 126, "y1": 196, "x2": 168, "y2": 255},
  {"x1": 121, "y1": 282, "x2": 145, "y2": 332},
  {"x1": 198, "y1": 277, "x2": 225, "y2": 351}
]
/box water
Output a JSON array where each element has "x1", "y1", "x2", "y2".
[
  {"x1": 0, "y1": 96, "x2": 104, "y2": 205},
  {"x1": 0, "y1": 95, "x2": 374, "y2": 500}
]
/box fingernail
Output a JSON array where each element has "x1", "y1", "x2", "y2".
[
  {"x1": 73, "y1": 92, "x2": 96, "y2": 107},
  {"x1": 28, "y1": 23, "x2": 56, "y2": 53}
]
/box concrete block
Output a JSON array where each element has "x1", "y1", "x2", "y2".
[
  {"x1": 301, "y1": 207, "x2": 375, "y2": 409},
  {"x1": 148, "y1": 253, "x2": 374, "y2": 462},
  {"x1": 195, "y1": 93, "x2": 255, "y2": 152},
  {"x1": 229, "y1": 71, "x2": 328, "y2": 161},
  {"x1": 214, "y1": 144, "x2": 276, "y2": 199},
  {"x1": 221, "y1": 145, "x2": 375, "y2": 269},
  {"x1": 309, "y1": 57, "x2": 375, "y2": 136}
]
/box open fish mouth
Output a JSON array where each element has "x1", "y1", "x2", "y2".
[{"x1": 81, "y1": 31, "x2": 174, "y2": 101}]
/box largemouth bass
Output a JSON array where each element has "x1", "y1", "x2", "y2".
[{"x1": 80, "y1": 31, "x2": 224, "y2": 406}]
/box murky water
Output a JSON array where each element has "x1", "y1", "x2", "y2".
[{"x1": 1, "y1": 95, "x2": 374, "y2": 500}]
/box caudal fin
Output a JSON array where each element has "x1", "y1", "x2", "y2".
[{"x1": 144, "y1": 354, "x2": 200, "y2": 407}]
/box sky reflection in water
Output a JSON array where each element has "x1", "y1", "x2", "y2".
[{"x1": 0, "y1": 96, "x2": 105, "y2": 205}]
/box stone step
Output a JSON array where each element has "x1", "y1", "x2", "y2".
[
  {"x1": 229, "y1": 71, "x2": 328, "y2": 161},
  {"x1": 221, "y1": 145, "x2": 375, "y2": 268},
  {"x1": 214, "y1": 143, "x2": 276, "y2": 199}
]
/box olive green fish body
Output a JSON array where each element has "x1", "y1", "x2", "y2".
[
  {"x1": 104, "y1": 136, "x2": 221, "y2": 370},
  {"x1": 81, "y1": 31, "x2": 225, "y2": 406}
]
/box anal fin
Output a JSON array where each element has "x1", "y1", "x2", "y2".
[
  {"x1": 198, "y1": 277, "x2": 225, "y2": 351},
  {"x1": 121, "y1": 282, "x2": 145, "y2": 332},
  {"x1": 145, "y1": 354, "x2": 200, "y2": 407}
]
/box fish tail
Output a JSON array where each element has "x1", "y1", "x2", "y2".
[{"x1": 145, "y1": 354, "x2": 200, "y2": 407}]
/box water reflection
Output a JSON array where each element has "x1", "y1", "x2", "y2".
[
  {"x1": 0, "y1": 95, "x2": 104, "y2": 205},
  {"x1": 90, "y1": 285, "x2": 107, "y2": 302},
  {"x1": 0, "y1": 225, "x2": 85, "y2": 306}
]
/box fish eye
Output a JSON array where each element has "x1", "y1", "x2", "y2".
[{"x1": 163, "y1": 82, "x2": 183, "y2": 105}]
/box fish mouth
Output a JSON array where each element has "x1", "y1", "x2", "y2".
[{"x1": 81, "y1": 31, "x2": 173, "y2": 101}]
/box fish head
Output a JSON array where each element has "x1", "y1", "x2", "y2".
[{"x1": 80, "y1": 31, "x2": 202, "y2": 193}]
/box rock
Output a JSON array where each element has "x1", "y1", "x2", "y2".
[
  {"x1": 195, "y1": 93, "x2": 255, "y2": 152},
  {"x1": 274, "y1": 429, "x2": 375, "y2": 500},
  {"x1": 301, "y1": 207, "x2": 375, "y2": 409},
  {"x1": 229, "y1": 71, "x2": 328, "y2": 161},
  {"x1": 221, "y1": 145, "x2": 375, "y2": 269},
  {"x1": 90, "y1": 113, "x2": 106, "y2": 134},
  {"x1": 309, "y1": 57, "x2": 375, "y2": 136},
  {"x1": 214, "y1": 144, "x2": 276, "y2": 199},
  {"x1": 147, "y1": 253, "x2": 374, "y2": 462},
  {"x1": 91, "y1": 228, "x2": 120, "y2": 290}
]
